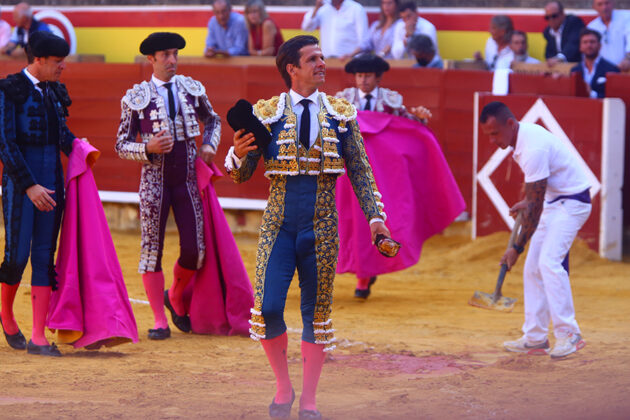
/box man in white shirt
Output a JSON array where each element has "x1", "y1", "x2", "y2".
[
  {"x1": 510, "y1": 30, "x2": 541, "y2": 65},
  {"x1": 480, "y1": 101, "x2": 592, "y2": 359},
  {"x1": 391, "y1": 1, "x2": 439, "y2": 60},
  {"x1": 0, "y1": 6, "x2": 10, "y2": 50},
  {"x1": 586, "y1": 0, "x2": 630, "y2": 71},
  {"x1": 301, "y1": 0, "x2": 368, "y2": 59}
]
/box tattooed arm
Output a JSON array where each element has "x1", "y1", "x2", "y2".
[{"x1": 501, "y1": 178, "x2": 547, "y2": 270}]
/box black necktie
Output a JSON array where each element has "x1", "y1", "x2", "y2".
[
  {"x1": 37, "y1": 82, "x2": 59, "y2": 145},
  {"x1": 164, "y1": 82, "x2": 176, "y2": 120},
  {"x1": 364, "y1": 94, "x2": 373, "y2": 111},
  {"x1": 299, "y1": 99, "x2": 311, "y2": 150}
]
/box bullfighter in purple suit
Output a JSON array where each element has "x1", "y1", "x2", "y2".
[{"x1": 115, "y1": 32, "x2": 221, "y2": 340}]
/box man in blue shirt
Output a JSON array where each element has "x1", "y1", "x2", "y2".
[
  {"x1": 571, "y1": 28, "x2": 619, "y2": 98},
  {"x1": 204, "y1": 0, "x2": 248, "y2": 57}
]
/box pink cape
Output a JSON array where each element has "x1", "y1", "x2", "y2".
[
  {"x1": 47, "y1": 139, "x2": 139, "y2": 349},
  {"x1": 182, "y1": 159, "x2": 254, "y2": 336},
  {"x1": 336, "y1": 111, "x2": 466, "y2": 278}
]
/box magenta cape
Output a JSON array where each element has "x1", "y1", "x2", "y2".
[
  {"x1": 182, "y1": 159, "x2": 253, "y2": 335},
  {"x1": 336, "y1": 111, "x2": 466, "y2": 278},
  {"x1": 48, "y1": 139, "x2": 138, "y2": 349}
]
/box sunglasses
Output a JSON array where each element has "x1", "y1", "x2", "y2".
[{"x1": 544, "y1": 12, "x2": 561, "y2": 20}]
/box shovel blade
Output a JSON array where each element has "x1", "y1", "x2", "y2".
[{"x1": 468, "y1": 290, "x2": 517, "y2": 313}]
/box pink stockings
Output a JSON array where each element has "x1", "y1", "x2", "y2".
[
  {"x1": 30, "y1": 286, "x2": 51, "y2": 345},
  {"x1": 168, "y1": 261, "x2": 195, "y2": 316},
  {"x1": 261, "y1": 333, "x2": 326, "y2": 411},
  {"x1": 142, "y1": 271, "x2": 168, "y2": 329},
  {"x1": 1, "y1": 283, "x2": 20, "y2": 334}
]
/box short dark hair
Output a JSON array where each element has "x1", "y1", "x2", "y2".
[
  {"x1": 399, "y1": 1, "x2": 416, "y2": 13},
  {"x1": 511, "y1": 30, "x2": 527, "y2": 41},
  {"x1": 579, "y1": 27, "x2": 601, "y2": 42},
  {"x1": 275, "y1": 35, "x2": 319, "y2": 89},
  {"x1": 479, "y1": 101, "x2": 515, "y2": 124},
  {"x1": 408, "y1": 34, "x2": 435, "y2": 54}
]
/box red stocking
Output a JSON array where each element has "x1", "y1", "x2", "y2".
[
  {"x1": 300, "y1": 341, "x2": 326, "y2": 411},
  {"x1": 169, "y1": 261, "x2": 195, "y2": 316},
  {"x1": 1, "y1": 283, "x2": 20, "y2": 334},
  {"x1": 31, "y1": 286, "x2": 51, "y2": 345},
  {"x1": 142, "y1": 271, "x2": 168, "y2": 329},
  {"x1": 261, "y1": 332, "x2": 293, "y2": 404}
]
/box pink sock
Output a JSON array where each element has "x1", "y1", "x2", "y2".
[
  {"x1": 300, "y1": 341, "x2": 326, "y2": 411},
  {"x1": 169, "y1": 261, "x2": 195, "y2": 316},
  {"x1": 356, "y1": 277, "x2": 371, "y2": 290},
  {"x1": 142, "y1": 271, "x2": 168, "y2": 329},
  {"x1": 1, "y1": 283, "x2": 20, "y2": 334},
  {"x1": 261, "y1": 333, "x2": 293, "y2": 404},
  {"x1": 31, "y1": 286, "x2": 51, "y2": 346}
]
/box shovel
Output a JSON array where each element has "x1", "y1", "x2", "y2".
[{"x1": 468, "y1": 213, "x2": 521, "y2": 312}]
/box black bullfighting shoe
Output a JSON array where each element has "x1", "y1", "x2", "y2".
[
  {"x1": 164, "y1": 290, "x2": 191, "y2": 333},
  {"x1": 26, "y1": 340, "x2": 62, "y2": 357},
  {"x1": 0, "y1": 318, "x2": 26, "y2": 350},
  {"x1": 354, "y1": 276, "x2": 378, "y2": 300},
  {"x1": 298, "y1": 409, "x2": 322, "y2": 420},
  {"x1": 269, "y1": 389, "x2": 295, "y2": 419},
  {"x1": 147, "y1": 327, "x2": 171, "y2": 340}
]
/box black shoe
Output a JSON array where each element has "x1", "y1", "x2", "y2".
[
  {"x1": 298, "y1": 409, "x2": 322, "y2": 420},
  {"x1": 269, "y1": 389, "x2": 295, "y2": 419},
  {"x1": 164, "y1": 290, "x2": 191, "y2": 333},
  {"x1": 147, "y1": 327, "x2": 171, "y2": 340},
  {"x1": 26, "y1": 339, "x2": 62, "y2": 357},
  {"x1": 0, "y1": 318, "x2": 26, "y2": 350},
  {"x1": 354, "y1": 276, "x2": 377, "y2": 300}
]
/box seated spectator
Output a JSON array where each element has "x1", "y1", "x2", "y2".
[
  {"x1": 301, "y1": 0, "x2": 368, "y2": 59},
  {"x1": 408, "y1": 33, "x2": 443, "y2": 68},
  {"x1": 543, "y1": 1, "x2": 584, "y2": 65},
  {"x1": 474, "y1": 15, "x2": 513, "y2": 70},
  {"x1": 391, "y1": 1, "x2": 438, "y2": 59},
  {"x1": 245, "y1": 0, "x2": 283, "y2": 56},
  {"x1": 571, "y1": 28, "x2": 620, "y2": 98},
  {"x1": 510, "y1": 30, "x2": 540, "y2": 64},
  {"x1": 336, "y1": 54, "x2": 432, "y2": 121},
  {"x1": 205, "y1": 0, "x2": 249, "y2": 57},
  {"x1": 587, "y1": 0, "x2": 630, "y2": 71},
  {"x1": 0, "y1": 6, "x2": 10, "y2": 50},
  {"x1": 360, "y1": 0, "x2": 401, "y2": 58},
  {"x1": 1, "y1": 2, "x2": 51, "y2": 58}
]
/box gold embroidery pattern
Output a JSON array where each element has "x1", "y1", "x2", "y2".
[
  {"x1": 312, "y1": 174, "x2": 339, "y2": 351},
  {"x1": 249, "y1": 176, "x2": 288, "y2": 340}
]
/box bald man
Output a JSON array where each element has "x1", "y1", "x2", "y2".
[{"x1": 1, "y1": 2, "x2": 51, "y2": 58}]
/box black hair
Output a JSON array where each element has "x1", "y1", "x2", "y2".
[
  {"x1": 275, "y1": 35, "x2": 319, "y2": 89},
  {"x1": 579, "y1": 27, "x2": 602, "y2": 42},
  {"x1": 479, "y1": 101, "x2": 515, "y2": 124},
  {"x1": 399, "y1": 1, "x2": 416, "y2": 13},
  {"x1": 408, "y1": 34, "x2": 435, "y2": 54}
]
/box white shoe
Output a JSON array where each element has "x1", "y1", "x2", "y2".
[
  {"x1": 550, "y1": 333, "x2": 585, "y2": 359},
  {"x1": 503, "y1": 336, "x2": 550, "y2": 355}
]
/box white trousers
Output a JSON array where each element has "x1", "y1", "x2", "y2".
[{"x1": 522, "y1": 198, "x2": 591, "y2": 342}]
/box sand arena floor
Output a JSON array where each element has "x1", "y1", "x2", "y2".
[{"x1": 0, "y1": 223, "x2": 628, "y2": 420}]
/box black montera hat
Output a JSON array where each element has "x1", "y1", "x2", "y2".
[
  {"x1": 29, "y1": 31, "x2": 70, "y2": 58},
  {"x1": 139, "y1": 32, "x2": 186, "y2": 55},
  {"x1": 344, "y1": 53, "x2": 390, "y2": 75},
  {"x1": 227, "y1": 99, "x2": 272, "y2": 150}
]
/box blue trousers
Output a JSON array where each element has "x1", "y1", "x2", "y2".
[
  {"x1": 261, "y1": 176, "x2": 321, "y2": 343},
  {"x1": 0, "y1": 145, "x2": 63, "y2": 287}
]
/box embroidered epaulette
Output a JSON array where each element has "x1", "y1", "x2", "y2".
[
  {"x1": 334, "y1": 87, "x2": 357, "y2": 104},
  {"x1": 175, "y1": 75, "x2": 206, "y2": 97},
  {"x1": 322, "y1": 94, "x2": 357, "y2": 121},
  {"x1": 0, "y1": 73, "x2": 31, "y2": 105},
  {"x1": 380, "y1": 87, "x2": 403, "y2": 109},
  {"x1": 253, "y1": 94, "x2": 284, "y2": 124},
  {"x1": 50, "y1": 82, "x2": 72, "y2": 115},
  {"x1": 122, "y1": 81, "x2": 151, "y2": 111}
]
